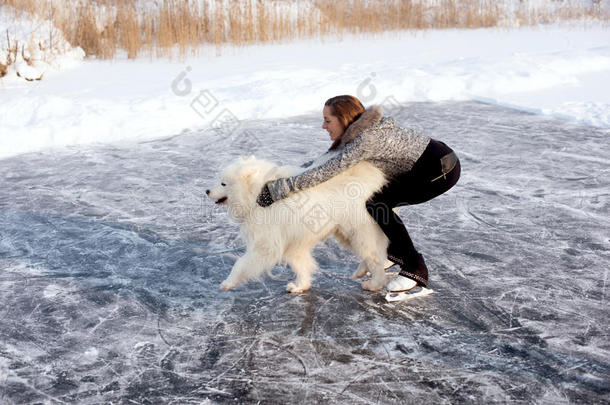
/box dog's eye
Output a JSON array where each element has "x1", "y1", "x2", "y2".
[{"x1": 221, "y1": 183, "x2": 226, "y2": 186}]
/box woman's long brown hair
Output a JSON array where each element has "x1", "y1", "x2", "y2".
[{"x1": 325, "y1": 95, "x2": 365, "y2": 150}]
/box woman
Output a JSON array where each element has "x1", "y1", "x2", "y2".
[{"x1": 256, "y1": 95, "x2": 460, "y2": 295}]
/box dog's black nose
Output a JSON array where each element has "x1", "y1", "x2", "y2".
[{"x1": 205, "y1": 189, "x2": 210, "y2": 195}]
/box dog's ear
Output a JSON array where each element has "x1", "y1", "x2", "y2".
[
  {"x1": 238, "y1": 155, "x2": 257, "y2": 164},
  {"x1": 238, "y1": 165, "x2": 261, "y2": 184},
  {"x1": 231, "y1": 156, "x2": 277, "y2": 187}
]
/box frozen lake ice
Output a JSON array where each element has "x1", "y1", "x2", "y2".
[{"x1": 0, "y1": 101, "x2": 608, "y2": 403}]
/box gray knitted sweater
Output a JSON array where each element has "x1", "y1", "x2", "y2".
[{"x1": 267, "y1": 105, "x2": 431, "y2": 201}]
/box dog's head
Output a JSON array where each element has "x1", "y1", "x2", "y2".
[{"x1": 206, "y1": 156, "x2": 282, "y2": 218}]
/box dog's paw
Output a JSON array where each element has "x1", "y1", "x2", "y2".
[
  {"x1": 361, "y1": 279, "x2": 384, "y2": 292},
  {"x1": 286, "y1": 282, "x2": 309, "y2": 294},
  {"x1": 352, "y1": 262, "x2": 369, "y2": 279},
  {"x1": 220, "y1": 280, "x2": 236, "y2": 291}
]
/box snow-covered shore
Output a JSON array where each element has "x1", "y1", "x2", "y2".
[{"x1": 1, "y1": 23, "x2": 609, "y2": 160}]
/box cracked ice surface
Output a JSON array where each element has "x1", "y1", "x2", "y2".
[{"x1": 0, "y1": 101, "x2": 609, "y2": 403}]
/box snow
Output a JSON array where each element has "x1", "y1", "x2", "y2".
[
  {"x1": 0, "y1": 13, "x2": 609, "y2": 159},
  {"x1": 0, "y1": 6, "x2": 85, "y2": 81}
]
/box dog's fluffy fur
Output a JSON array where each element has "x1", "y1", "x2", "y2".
[{"x1": 207, "y1": 156, "x2": 389, "y2": 293}]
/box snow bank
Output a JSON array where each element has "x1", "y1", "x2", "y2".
[
  {"x1": 0, "y1": 22, "x2": 609, "y2": 160},
  {"x1": 0, "y1": 7, "x2": 85, "y2": 82}
]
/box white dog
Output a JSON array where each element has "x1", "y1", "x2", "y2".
[{"x1": 206, "y1": 156, "x2": 389, "y2": 293}]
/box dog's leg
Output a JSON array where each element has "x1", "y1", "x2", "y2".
[
  {"x1": 352, "y1": 261, "x2": 369, "y2": 279},
  {"x1": 333, "y1": 229, "x2": 353, "y2": 250},
  {"x1": 285, "y1": 249, "x2": 317, "y2": 294},
  {"x1": 347, "y1": 225, "x2": 389, "y2": 291},
  {"x1": 361, "y1": 256, "x2": 386, "y2": 291},
  {"x1": 334, "y1": 229, "x2": 370, "y2": 279},
  {"x1": 220, "y1": 251, "x2": 273, "y2": 290}
]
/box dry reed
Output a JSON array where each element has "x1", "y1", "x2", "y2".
[{"x1": 0, "y1": 0, "x2": 607, "y2": 60}]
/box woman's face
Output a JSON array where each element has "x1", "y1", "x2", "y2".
[{"x1": 322, "y1": 106, "x2": 345, "y2": 141}]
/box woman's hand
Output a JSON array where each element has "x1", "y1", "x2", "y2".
[{"x1": 256, "y1": 183, "x2": 274, "y2": 207}]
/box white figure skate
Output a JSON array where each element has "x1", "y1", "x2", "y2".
[{"x1": 385, "y1": 274, "x2": 433, "y2": 302}]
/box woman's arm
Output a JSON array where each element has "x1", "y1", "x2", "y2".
[{"x1": 265, "y1": 136, "x2": 371, "y2": 202}]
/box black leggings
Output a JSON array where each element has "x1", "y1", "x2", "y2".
[{"x1": 365, "y1": 139, "x2": 461, "y2": 284}]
